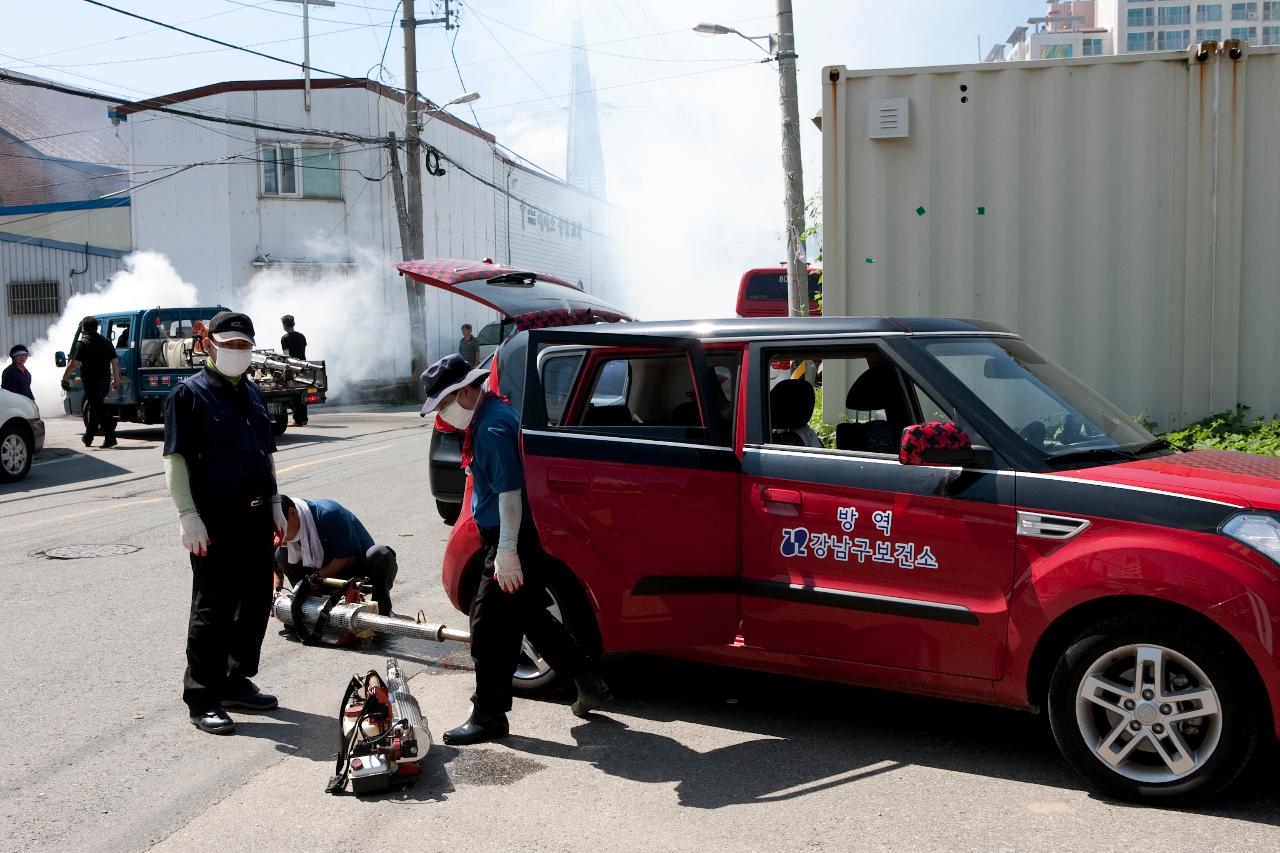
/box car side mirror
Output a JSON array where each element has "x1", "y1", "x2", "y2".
[
  {"x1": 55, "y1": 352, "x2": 66, "y2": 367},
  {"x1": 900, "y1": 422, "x2": 990, "y2": 467}
]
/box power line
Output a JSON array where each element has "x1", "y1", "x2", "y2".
[
  {"x1": 80, "y1": 0, "x2": 354, "y2": 79},
  {"x1": 448, "y1": 10, "x2": 483, "y2": 127},
  {"x1": 466, "y1": 3, "x2": 563, "y2": 114}
]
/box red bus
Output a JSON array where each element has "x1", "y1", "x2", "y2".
[{"x1": 735, "y1": 266, "x2": 822, "y2": 317}]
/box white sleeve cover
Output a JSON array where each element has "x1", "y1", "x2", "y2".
[
  {"x1": 497, "y1": 490, "x2": 522, "y2": 552},
  {"x1": 164, "y1": 453, "x2": 198, "y2": 518}
]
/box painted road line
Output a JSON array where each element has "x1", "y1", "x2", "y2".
[
  {"x1": 32, "y1": 454, "x2": 89, "y2": 467},
  {"x1": 276, "y1": 442, "x2": 394, "y2": 475},
  {"x1": 6, "y1": 497, "x2": 168, "y2": 534}
]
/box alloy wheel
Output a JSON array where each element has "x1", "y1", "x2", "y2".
[
  {"x1": 514, "y1": 588, "x2": 564, "y2": 682},
  {"x1": 1075, "y1": 643, "x2": 1222, "y2": 783},
  {"x1": 1, "y1": 433, "x2": 28, "y2": 476}
]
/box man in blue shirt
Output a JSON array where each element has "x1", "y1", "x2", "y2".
[
  {"x1": 164, "y1": 311, "x2": 286, "y2": 735},
  {"x1": 420, "y1": 354, "x2": 612, "y2": 746},
  {"x1": 273, "y1": 496, "x2": 398, "y2": 616}
]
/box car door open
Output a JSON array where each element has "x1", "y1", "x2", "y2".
[{"x1": 519, "y1": 328, "x2": 742, "y2": 653}]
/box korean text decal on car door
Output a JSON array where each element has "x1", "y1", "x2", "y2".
[
  {"x1": 519, "y1": 329, "x2": 743, "y2": 652},
  {"x1": 738, "y1": 341, "x2": 1018, "y2": 680}
]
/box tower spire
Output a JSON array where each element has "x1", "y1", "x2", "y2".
[{"x1": 566, "y1": 16, "x2": 607, "y2": 199}]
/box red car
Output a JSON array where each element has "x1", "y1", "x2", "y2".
[
  {"x1": 735, "y1": 265, "x2": 822, "y2": 318},
  {"x1": 433, "y1": 314, "x2": 1280, "y2": 806}
]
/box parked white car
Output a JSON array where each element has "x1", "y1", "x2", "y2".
[{"x1": 0, "y1": 388, "x2": 44, "y2": 483}]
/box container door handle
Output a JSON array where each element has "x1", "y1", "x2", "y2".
[
  {"x1": 760, "y1": 486, "x2": 803, "y2": 516},
  {"x1": 547, "y1": 467, "x2": 590, "y2": 494}
]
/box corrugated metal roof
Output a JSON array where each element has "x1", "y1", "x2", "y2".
[{"x1": 0, "y1": 70, "x2": 127, "y2": 165}]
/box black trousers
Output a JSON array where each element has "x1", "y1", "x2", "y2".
[
  {"x1": 275, "y1": 544, "x2": 397, "y2": 616},
  {"x1": 470, "y1": 524, "x2": 588, "y2": 716},
  {"x1": 83, "y1": 380, "x2": 116, "y2": 440},
  {"x1": 183, "y1": 507, "x2": 275, "y2": 713}
]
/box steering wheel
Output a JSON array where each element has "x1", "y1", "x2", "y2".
[{"x1": 1019, "y1": 420, "x2": 1048, "y2": 448}]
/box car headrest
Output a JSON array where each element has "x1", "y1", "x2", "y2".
[
  {"x1": 770, "y1": 379, "x2": 816, "y2": 430},
  {"x1": 846, "y1": 365, "x2": 902, "y2": 411}
]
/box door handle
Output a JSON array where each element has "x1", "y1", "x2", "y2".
[
  {"x1": 547, "y1": 467, "x2": 590, "y2": 494},
  {"x1": 760, "y1": 486, "x2": 803, "y2": 516}
]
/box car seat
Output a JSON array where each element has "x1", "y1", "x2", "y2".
[
  {"x1": 769, "y1": 379, "x2": 823, "y2": 447},
  {"x1": 836, "y1": 365, "x2": 913, "y2": 454}
]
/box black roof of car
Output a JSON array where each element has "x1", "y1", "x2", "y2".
[{"x1": 532, "y1": 316, "x2": 1014, "y2": 339}]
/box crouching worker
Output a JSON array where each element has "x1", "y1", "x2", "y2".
[
  {"x1": 275, "y1": 495, "x2": 398, "y2": 617},
  {"x1": 419, "y1": 354, "x2": 612, "y2": 746}
]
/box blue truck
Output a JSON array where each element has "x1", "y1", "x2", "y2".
[{"x1": 55, "y1": 306, "x2": 327, "y2": 436}]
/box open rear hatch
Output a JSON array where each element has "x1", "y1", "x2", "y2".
[{"x1": 395, "y1": 258, "x2": 631, "y2": 330}]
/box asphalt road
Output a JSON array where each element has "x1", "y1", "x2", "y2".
[{"x1": 3, "y1": 408, "x2": 1279, "y2": 852}]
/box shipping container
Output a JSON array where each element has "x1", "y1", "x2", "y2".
[{"x1": 820, "y1": 43, "x2": 1280, "y2": 429}]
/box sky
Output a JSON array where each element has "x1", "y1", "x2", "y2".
[{"x1": 3, "y1": 0, "x2": 1038, "y2": 316}]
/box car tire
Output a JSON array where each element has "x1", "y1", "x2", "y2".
[
  {"x1": 510, "y1": 569, "x2": 601, "y2": 697},
  {"x1": 436, "y1": 499, "x2": 461, "y2": 527},
  {"x1": 271, "y1": 415, "x2": 288, "y2": 437},
  {"x1": 0, "y1": 421, "x2": 33, "y2": 483},
  {"x1": 1047, "y1": 615, "x2": 1259, "y2": 806}
]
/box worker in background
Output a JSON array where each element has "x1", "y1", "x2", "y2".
[
  {"x1": 280, "y1": 315, "x2": 307, "y2": 359},
  {"x1": 164, "y1": 311, "x2": 286, "y2": 736},
  {"x1": 419, "y1": 354, "x2": 612, "y2": 746},
  {"x1": 2, "y1": 344, "x2": 33, "y2": 400},
  {"x1": 273, "y1": 494, "x2": 398, "y2": 617},
  {"x1": 457, "y1": 323, "x2": 480, "y2": 366},
  {"x1": 60, "y1": 316, "x2": 121, "y2": 449},
  {"x1": 279, "y1": 315, "x2": 309, "y2": 425}
]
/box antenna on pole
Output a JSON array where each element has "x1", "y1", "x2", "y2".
[{"x1": 274, "y1": 0, "x2": 336, "y2": 113}]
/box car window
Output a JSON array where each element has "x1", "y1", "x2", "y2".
[
  {"x1": 475, "y1": 321, "x2": 503, "y2": 346},
  {"x1": 541, "y1": 352, "x2": 584, "y2": 426},
  {"x1": 106, "y1": 319, "x2": 131, "y2": 349},
  {"x1": 763, "y1": 348, "x2": 943, "y2": 456},
  {"x1": 559, "y1": 350, "x2": 725, "y2": 445}
]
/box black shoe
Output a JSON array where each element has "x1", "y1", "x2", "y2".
[
  {"x1": 222, "y1": 681, "x2": 278, "y2": 711},
  {"x1": 190, "y1": 707, "x2": 236, "y2": 734},
  {"x1": 442, "y1": 711, "x2": 509, "y2": 745},
  {"x1": 100, "y1": 438, "x2": 118, "y2": 449},
  {"x1": 571, "y1": 672, "x2": 613, "y2": 718},
  {"x1": 81, "y1": 435, "x2": 93, "y2": 447}
]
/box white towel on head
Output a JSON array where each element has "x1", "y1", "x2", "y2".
[{"x1": 286, "y1": 499, "x2": 324, "y2": 570}]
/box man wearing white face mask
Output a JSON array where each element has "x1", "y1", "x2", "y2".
[
  {"x1": 420, "y1": 353, "x2": 612, "y2": 745},
  {"x1": 163, "y1": 311, "x2": 287, "y2": 735}
]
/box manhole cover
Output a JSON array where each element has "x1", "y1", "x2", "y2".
[{"x1": 33, "y1": 544, "x2": 142, "y2": 560}]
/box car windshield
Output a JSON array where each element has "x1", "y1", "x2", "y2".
[{"x1": 920, "y1": 337, "x2": 1158, "y2": 460}]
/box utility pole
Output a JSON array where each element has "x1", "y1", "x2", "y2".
[
  {"x1": 399, "y1": 0, "x2": 453, "y2": 380},
  {"x1": 274, "y1": 0, "x2": 335, "y2": 113},
  {"x1": 775, "y1": 0, "x2": 808, "y2": 317}
]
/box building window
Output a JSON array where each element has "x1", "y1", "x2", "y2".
[
  {"x1": 1232, "y1": 2, "x2": 1258, "y2": 20},
  {"x1": 260, "y1": 143, "x2": 342, "y2": 199},
  {"x1": 1264, "y1": 23, "x2": 1280, "y2": 39},
  {"x1": 1197, "y1": 27, "x2": 1224, "y2": 38},
  {"x1": 1127, "y1": 31, "x2": 1157, "y2": 50},
  {"x1": 1160, "y1": 5, "x2": 1193, "y2": 24},
  {"x1": 1231, "y1": 24, "x2": 1258, "y2": 39},
  {"x1": 1128, "y1": 7, "x2": 1156, "y2": 26},
  {"x1": 1265, "y1": 1, "x2": 1280, "y2": 19},
  {"x1": 1198, "y1": 3, "x2": 1223, "y2": 20},
  {"x1": 1041, "y1": 43, "x2": 1074, "y2": 58},
  {"x1": 7, "y1": 281, "x2": 59, "y2": 316},
  {"x1": 1083, "y1": 37, "x2": 1104, "y2": 55},
  {"x1": 1159, "y1": 29, "x2": 1192, "y2": 48}
]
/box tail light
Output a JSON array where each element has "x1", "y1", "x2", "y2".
[{"x1": 306, "y1": 394, "x2": 320, "y2": 404}]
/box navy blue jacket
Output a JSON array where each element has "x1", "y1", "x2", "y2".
[{"x1": 163, "y1": 367, "x2": 277, "y2": 518}]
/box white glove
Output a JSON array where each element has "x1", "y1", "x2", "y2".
[
  {"x1": 179, "y1": 512, "x2": 210, "y2": 557},
  {"x1": 271, "y1": 500, "x2": 286, "y2": 541},
  {"x1": 494, "y1": 548, "x2": 524, "y2": 593}
]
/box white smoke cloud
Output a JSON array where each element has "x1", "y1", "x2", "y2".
[
  {"x1": 239, "y1": 250, "x2": 406, "y2": 400},
  {"x1": 28, "y1": 251, "x2": 199, "y2": 416}
]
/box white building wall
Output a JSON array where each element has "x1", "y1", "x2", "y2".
[{"x1": 126, "y1": 84, "x2": 617, "y2": 381}]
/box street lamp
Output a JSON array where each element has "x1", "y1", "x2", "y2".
[
  {"x1": 694, "y1": 1, "x2": 809, "y2": 318},
  {"x1": 692, "y1": 23, "x2": 776, "y2": 56},
  {"x1": 415, "y1": 92, "x2": 481, "y2": 130}
]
